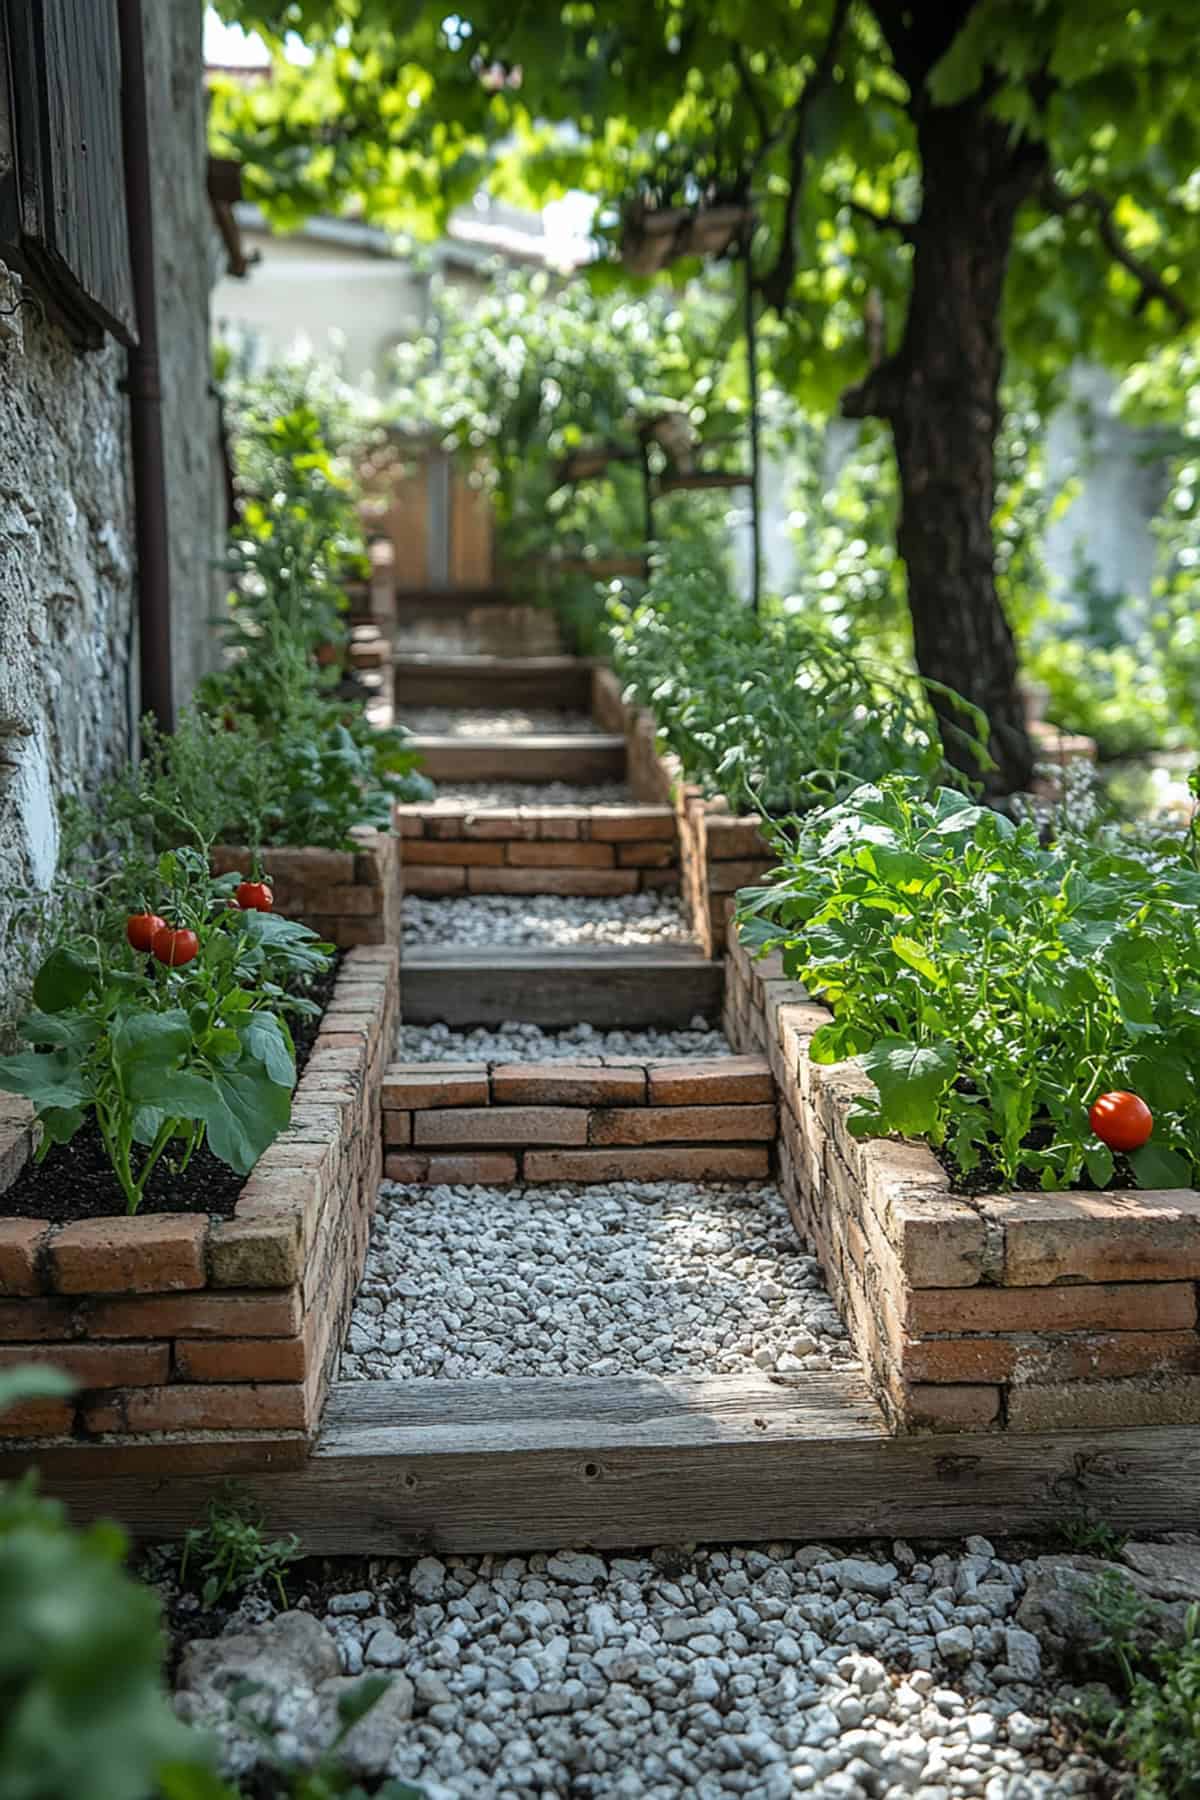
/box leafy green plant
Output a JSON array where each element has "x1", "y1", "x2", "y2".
[
  {"x1": 1056, "y1": 1515, "x2": 1129, "y2": 1562},
  {"x1": 0, "y1": 1369, "x2": 228, "y2": 1800},
  {"x1": 739, "y1": 776, "x2": 1200, "y2": 1191},
  {"x1": 608, "y1": 549, "x2": 978, "y2": 817},
  {"x1": 0, "y1": 849, "x2": 331, "y2": 1212},
  {"x1": 179, "y1": 1497, "x2": 301, "y2": 1612}
]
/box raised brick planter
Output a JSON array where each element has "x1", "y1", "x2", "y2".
[
  {"x1": 381, "y1": 1056, "x2": 776, "y2": 1185},
  {"x1": 394, "y1": 800, "x2": 679, "y2": 897},
  {"x1": 211, "y1": 830, "x2": 402, "y2": 950},
  {"x1": 592, "y1": 666, "x2": 773, "y2": 955},
  {"x1": 0, "y1": 946, "x2": 398, "y2": 1471},
  {"x1": 725, "y1": 931, "x2": 1200, "y2": 1435}
]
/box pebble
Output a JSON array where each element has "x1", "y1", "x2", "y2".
[
  {"x1": 395, "y1": 1017, "x2": 729, "y2": 1064},
  {"x1": 278, "y1": 1540, "x2": 1107, "y2": 1797},
  {"x1": 400, "y1": 708, "x2": 602, "y2": 738},
  {"x1": 416, "y1": 779, "x2": 633, "y2": 809},
  {"x1": 402, "y1": 892, "x2": 691, "y2": 950},
  {"x1": 344, "y1": 1180, "x2": 852, "y2": 1381}
]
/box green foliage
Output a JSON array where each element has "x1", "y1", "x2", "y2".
[
  {"x1": 212, "y1": 3, "x2": 1197, "y2": 406},
  {"x1": 0, "y1": 848, "x2": 329, "y2": 1213},
  {"x1": 0, "y1": 1449, "x2": 225, "y2": 1800},
  {"x1": 389, "y1": 267, "x2": 753, "y2": 645},
  {"x1": 179, "y1": 1497, "x2": 301, "y2": 1612},
  {"x1": 738, "y1": 776, "x2": 1200, "y2": 1191},
  {"x1": 608, "y1": 550, "x2": 968, "y2": 817},
  {"x1": 1056, "y1": 1515, "x2": 1128, "y2": 1561},
  {"x1": 1080, "y1": 1569, "x2": 1200, "y2": 1800}
]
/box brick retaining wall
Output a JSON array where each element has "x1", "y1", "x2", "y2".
[
  {"x1": 0, "y1": 946, "x2": 398, "y2": 1471},
  {"x1": 592, "y1": 667, "x2": 774, "y2": 955},
  {"x1": 393, "y1": 802, "x2": 679, "y2": 898},
  {"x1": 725, "y1": 931, "x2": 1200, "y2": 1435},
  {"x1": 212, "y1": 830, "x2": 402, "y2": 950},
  {"x1": 381, "y1": 1056, "x2": 776, "y2": 1185}
]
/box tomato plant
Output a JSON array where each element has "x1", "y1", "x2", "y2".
[
  {"x1": 607, "y1": 549, "x2": 986, "y2": 817},
  {"x1": 0, "y1": 850, "x2": 332, "y2": 1214},
  {"x1": 739, "y1": 778, "x2": 1200, "y2": 1191}
]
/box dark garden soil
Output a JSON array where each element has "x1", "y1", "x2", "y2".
[
  {"x1": 0, "y1": 958, "x2": 340, "y2": 1224},
  {"x1": 935, "y1": 1139, "x2": 1137, "y2": 1197}
]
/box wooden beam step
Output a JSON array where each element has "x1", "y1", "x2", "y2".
[
  {"x1": 401, "y1": 945, "x2": 723, "y2": 1027},
  {"x1": 34, "y1": 1372, "x2": 1200, "y2": 1553},
  {"x1": 395, "y1": 654, "x2": 594, "y2": 711},
  {"x1": 408, "y1": 734, "x2": 625, "y2": 784}
]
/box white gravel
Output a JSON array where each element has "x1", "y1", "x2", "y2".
[
  {"x1": 345, "y1": 1181, "x2": 853, "y2": 1382},
  {"x1": 422, "y1": 780, "x2": 634, "y2": 809},
  {"x1": 400, "y1": 708, "x2": 602, "y2": 737},
  {"x1": 396, "y1": 1019, "x2": 730, "y2": 1063},
  {"x1": 403, "y1": 893, "x2": 691, "y2": 949},
  {"x1": 303, "y1": 1540, "x2": 1103, "y2": 1798}
]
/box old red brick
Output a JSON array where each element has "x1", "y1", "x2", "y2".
[
  {"x1": 49, "y1": 1215, "x2": 208, "y2": 1296},
  {"x1": 647, "y1": 1057, "x2": 774, "y2": 1105}
]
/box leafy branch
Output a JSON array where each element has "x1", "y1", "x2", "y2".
[{"x1": 1040, "y1": 178, "x2": 1192, "y2": 328}]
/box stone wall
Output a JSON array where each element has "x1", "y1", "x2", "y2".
[{"x1": 0, "y1": 0, "x2": 225, "y2": 1028}]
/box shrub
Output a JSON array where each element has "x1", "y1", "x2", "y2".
[
  {"x1": 739, "y1": 776, "x2": 1200, "y2": 1191},
  {"x1": 608, "y1": 551, "x2": 975, "y2": 816}
]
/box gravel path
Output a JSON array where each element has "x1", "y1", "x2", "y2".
[
  {"x1": 402, "y1": 893, "x2": 692, "y2": 950},
  {"x1": 396, "y1": 1020, "x2": 730, "y2": 1063},
  {"x1": 401, "y1": 708, "x2": 602, "y2": 738},
  {"x1": 192, "y1": 1542, "x2": 1105, "y2": 1798},
  {"x1": 345, "y1": 1180, "x2": 852, "y2": 1382},
  {"x1": 422, "y1": 780, "x2": 634, "y2": 809}
]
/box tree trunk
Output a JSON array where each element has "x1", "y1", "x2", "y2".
[{"x1": 844, "y1": 93, "x2": 1045, "y2": 797}]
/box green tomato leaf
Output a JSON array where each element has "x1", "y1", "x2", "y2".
[
  {"x1": 863, "y1": 1036, "x2": 958, "y2": 1138},
  {"x1": 206, "y1": 1059, "x2": 294, "y2": 1175},
  {"x1": 32, "y1": 946, "x2": 99, "y2": 1014},
  {"x1": 19, "y1": 1008, "x2": 102, "y2": 1053},
  {"x1": 890, "y1": 935, "x2": 940, "y2": 984},
  {"x1": 240, "y1": 1012, "x2": 296, "y2": 1088},
  {"x1": 1084, "y1": 1143, "x2": 1115, "y2": 1189},
  {"x1": 39, "y1": 1105, "x2": 86, "y2": 1148},
  {"x1": 1127, "y1": 1142, "x2": 1193, "y2": 1190},
  {"x1": 0, "y1": 1050, "x2": 90, "y2": 1112},
  {"x1": 111, "y1": 1009, "x2": 192, "y2": 1068}
]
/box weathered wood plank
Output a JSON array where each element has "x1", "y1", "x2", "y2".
[
  {"x1": 394, "y1": 655, "x2": 594, "y2": 711},
  {"x1": 400, "y1": 950, "x2": 724, "y2": 1027},
  {"x1": 407, "y1": 734, "x2": 625, "y2": 784},
  {"x1": 28, "y1": 1370, "x2": 1200, "y2": 1553}
]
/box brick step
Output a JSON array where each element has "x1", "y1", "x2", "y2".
[
  {"x1": 381, "y1": 1053, "x2": 776, "y2": 1185},
  {"x1": 394, "y1": 653, "x2": 593, "y2": 711},
  {"x1": 397, "y1": 798, "x2": 677, "y2": 897},
  {"x1": 401, "y1": 944, "x2": 723, "y2": 1028},
  {"x1": 407, "y1": 733, "x2": 625, "y2": 785}
]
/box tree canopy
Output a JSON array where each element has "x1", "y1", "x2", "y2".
[
  {"x1": 212, "y1": 0, "x2": 1200, "y2": 793},
  {"x1": 214, "y1": 0, "x2": 1195, "y2": 404}
]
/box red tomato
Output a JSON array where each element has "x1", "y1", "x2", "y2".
[
  {"x1": 235, "y1": 880, "x2": 274, "y2": 913},
  {"x1": 151, "y1": 925, "x2": 200, "y2": 968},
  {"x1": 126, "y1": 912, "x2": 167, "y2": 953},
  {"x1": 1088, "y1": 1090, "x2": 1153, "y2": 1153}
]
